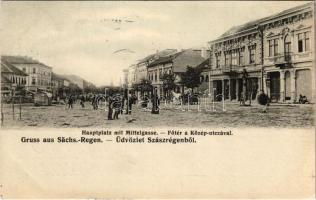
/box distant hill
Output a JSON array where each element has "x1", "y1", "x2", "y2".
[{"x1": 62, "y1": 74, "x2": 96, "y2": 89}]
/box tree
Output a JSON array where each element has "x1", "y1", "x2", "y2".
[
  {"x1": 180, "y1": 66, "x2": 202, "y2": 93},
  {"x1": 160, "y1": 73, "x2": 176, "y2": 100},
  {"x1": 132, "y1": 79, "x2": 153, "y2": 98}
]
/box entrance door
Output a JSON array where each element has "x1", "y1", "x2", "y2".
[
  {"x1": 230, "y1": 79, "x2": 236, "y2": 100},
  {"x1": 270, "y1": 72, "x2": 280, "y2": 102},
  {"x1": 296, "y1": 69, "x2": 311, "y2": 101},
  {"x1": 213, "y1": 80, "x2": 222, "y2": 101}
]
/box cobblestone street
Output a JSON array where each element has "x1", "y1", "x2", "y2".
[{"x1": 1, "y1": 102, "x2": 314, "y2": 128}]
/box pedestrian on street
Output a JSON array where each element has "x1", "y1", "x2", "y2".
[
  {"x1": 113, "y1": 95, "x2": 122, "y2": 120},
  {"x1": 107, "y1": 96, "x2": 113, "y2": 120},
  {"x1": 92, "y1": 95, "x2": 98, "y2": 110},
  {"x1": 68, "y1": 95, "x2": 74, "y2": 109},
  {"x1": 126, "y1": 93, "x2": 133, "y2": 114},
  {"x1": 80, "y1": 95, "x2": 85, "y2": 108}
]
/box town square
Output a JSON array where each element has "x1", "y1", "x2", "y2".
[
  {"x1": 1, "y1": 101, "x2": 314, "y2": 128},
  {"x1": 1, "y1": 1, "x2": 315, "y2": 128}
]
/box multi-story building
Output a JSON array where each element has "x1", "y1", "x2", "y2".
[
  {"x1": 134, "y1": 49, "x2": 178, "y2": 85},
  {"x1": 51, "y1": 72, "x2": 70, "y2": 100},
  {"x1": 127, "y1": 64, "x2": 136, "y2": 89},
  {"x1": 2, "y1": 56, "x2": 52, "y2": 92},
  {"x1": 147, "y1": 49, "x2": 206, "y2": 96},
  {"x1": 1, "y1": 59, "x2": 28, "y2": 96},
  {"x1": 208, "y1": 18, "x2": 263, "y2": 101},
  {"x1": 261, "y1": 2, "x2": 314, "y2": 103},
  {"x1": 207, "y1": 2, "x2": 314, "y2": 103}
]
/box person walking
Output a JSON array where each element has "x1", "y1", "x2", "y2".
[
  {"x1": 68, "y1": 95, "x2": 74, "y2": 109},
  {"x1": 80, "y1": 95, "x2": 85, "y2": 108},
  {"x1": 126, "y1": 93, "x2": 133, "y2": 114},
  {"x1": 113, "y1": 95, "x2": 122, "y2": 120},
  {"x1": 107, "y1": 95, "x2": 113, "y2": 120},
  {"x1": 92, "y1": 95, "x2": 98, "y2": 110}
]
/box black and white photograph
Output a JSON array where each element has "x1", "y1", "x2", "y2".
[
  {"x1": 0, "y1": 1, "x2": 315, "y2": 199},
  {"x1": 1, "y1": 1, "x2": 314, "y2": 128}
]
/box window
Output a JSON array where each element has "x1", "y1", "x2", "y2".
[
  {"x1": 205, "y1": 75, "x2": 209, "y2": 82},
  {"x1": 249, "y1": 46, "x2": 256, "y2": 64},
  {"x1": 33, "y1": 68, "x2": 36, "y2": 74},
  {"x1": 297, "y1": 32, "x2": 310, "y2": 52},
  {"x1": 298, "y1": 33, "x2": 303, "y2": 52},
  {"x1": 284, "y1": 35, "x2": 291, "y2": 55},
  {"x1": 239, "y1": 49, "x2": 244, "y2": 65},
  {"x1": 304, "y1": 32, "x2": 310, "y2": 51},
  {"x1": 32, "y1": 78, "x2": 36, "y2": 85},
  {"x1": 269, "y1": 40, "x2": 273, "y2": 57},
  {"x1": 268, "y1": 39, "x2": 278, "y2": 56},
  {"x1": 225, "y1": 52, "x2": 230, "y2": 66},
  {"x1": 232, "y1": 51, "x2": 237, "y2": 66},
  {"x1": 215, "y1": 54, "x2": 220, "y2": 68},
  {"x1": 273, "y1": 39, "x2": 278, "y2": 55},
  {"x1": 200, "y1": 76, "x2": 204, "y2": 82}
]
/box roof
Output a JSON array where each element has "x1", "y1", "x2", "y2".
[
  {"x1": 218, "y1": 2, "x2": 313, "y2": 39},
  {"x1": 1, "y1": 60, "x2": 28, "y2": 76},
  {"x1": 137, "y1": 49, "x2": 178, "y2": 65},
  {"x1": 147, "y1": 51, "x2": 183, "y2": 68},
  {"x1": 195, "y1": 58, "x2": 210, "y2": 70},
  {"x1": 147, "y1": 49, "x2": 206, "y2": 72},
  {"x1": 1, "y1": 55, "x2": 40, "y2": 64},
  {"x1": 1, "y1": 73, "x2": 11, "y2": 84},
  {"x1": 1, "y1": 55, "x2": 52, "y2": 68},
  {"x1": 137, "y1": 54, "x2": 156, "y2": 64},
  {"x1": 173, "y1": 49, "x2": 206, "y2": 73}
]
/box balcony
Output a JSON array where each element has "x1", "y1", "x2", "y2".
[
  {"x1": 274, "y1": 52, "x2": 292, "y2": 64},
  {"x1": 265, "y1": 52, "x2": 293, "y2": 68},
  {"x1": 211, "y1": 65, "x2": 240, "y2": 76},
  {"x1": 222, "y1": 65, "x2": 239, "y2": 76}
]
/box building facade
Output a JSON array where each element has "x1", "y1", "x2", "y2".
[
  {"x1": 2, "y1": 56, "x2": 52, "y2": 92},
  {"x1": 147, "y1": 49, "x2": 206, "y2": 97},
  {"x1": 207, "y1": 2, "x2": 314, "y2": 103},
  {"x1": 1, "y1": 59, "x2": 28, "y2": 96},
  {"x1": 127, "y1": 64, "x2": 136, "y2": 89},
  {"x1": 261, "y1": 2, "x2": 314, "y2": 103},
  {"x1": 209, "y1": 26, "x2": 263, "y2": 101}
]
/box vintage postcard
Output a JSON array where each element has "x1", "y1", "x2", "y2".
[{"x1": 0, "y1": 1, "x2": 315, "y2": 199}]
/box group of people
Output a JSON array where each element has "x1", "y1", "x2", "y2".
[
  {"x1": 107, "y1": 93, "x2": 137, "y2": 120},
  {"x1": 66, "y1": 95, "x2": 86, "y2": 109},
  {"x1": 65, "y1": 91, "x2": 164, "y2": 120}
]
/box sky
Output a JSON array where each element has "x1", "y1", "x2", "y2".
[{"x1": 0, "y1": 1, "x2": 309, "y2": 86}]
